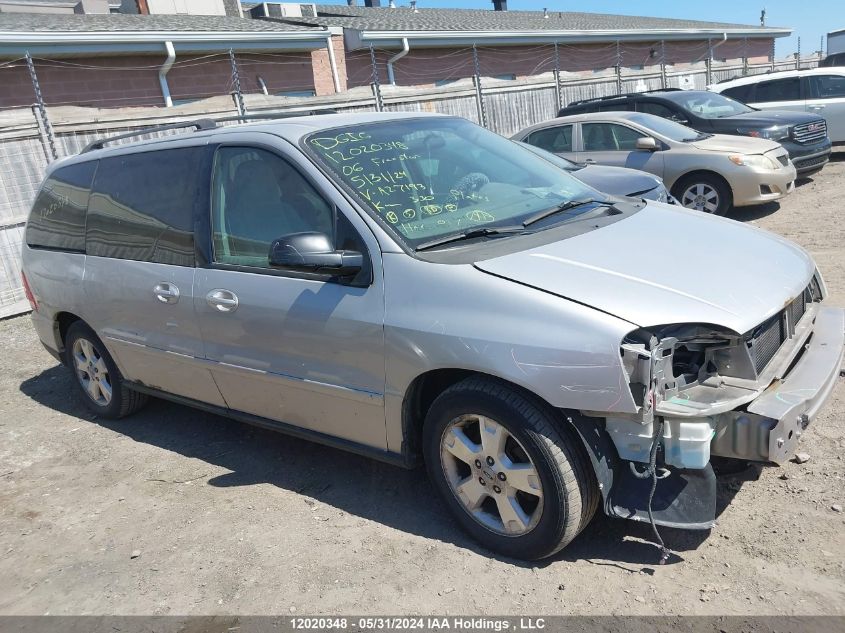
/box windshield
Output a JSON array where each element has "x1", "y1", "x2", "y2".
[
  {"x1": 305, "y1": 117, "x2": 600, "y2": 248},
  {"x1": 662, "y1": 91, "x2": 754, "y2": 119},
  {"x1": 628, "y1": 113, "x2": 706, "y2": 142}
]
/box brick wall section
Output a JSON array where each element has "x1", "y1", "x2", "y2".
[
  {"x1": 0, "y1": 37, "x2": 774, "y2": 107},
  {"x1": 310, "y1": 35, "x2": 348, "y2": 95},
  {"x1": 345, "y1": 37, "x2": 775, "y2": 88},
  {"x1": 0, "y1": 51, "x2": 319, "y2": 108}
]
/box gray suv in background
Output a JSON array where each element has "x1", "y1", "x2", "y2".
[{"x1": 21, "y1": 112, "x2": 844, "y2": 560}]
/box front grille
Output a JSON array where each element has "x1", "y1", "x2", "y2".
[
  {"x1": 748, "y1": 315, "x2": 785, "y2": 374},
  {"x1": 746, "y1": 282, "x2": 815, "y2": 374},
  {"x1": 792, "y1": 119, "x2": 828, "y2": 144},
  {"x1": 794, "y1": 153, "x2": 829, "y2": 169}
]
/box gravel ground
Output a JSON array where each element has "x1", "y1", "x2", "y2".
[{"x1": 0, "y1": 154, "x2": 843, "y2": 616}]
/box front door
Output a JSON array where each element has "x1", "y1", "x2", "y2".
[
  {"x1": 806, "y1": 73, "x2": 845, "y2": 143},
  {"x1": 193, "y1": 142, "x2": 387, "y2": 449}
]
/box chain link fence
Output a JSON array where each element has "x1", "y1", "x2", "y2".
[{"x1": 0, "y1": 55, "x2": 820, "y2": 318}]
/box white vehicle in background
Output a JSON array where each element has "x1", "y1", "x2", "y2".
[
  {"x1": 822, "y1": 28, "x2": 845, "y2": 67},
  {"x1": 709, "y1": 68, "x2": 845, "y2": 144}
]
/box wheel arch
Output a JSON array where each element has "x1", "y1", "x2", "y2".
[
  {"x1": 670, "y1": 169, "x2": 734, "y2": 203},
  {"x1": 400, "y1": 368, "x2": 590, "y2": 467},
  {"x1": 54, "y1": 311, "x2": 84, "y2": 355}
]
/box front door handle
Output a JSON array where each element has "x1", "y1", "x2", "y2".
[
  {"x1": 809, "y1": 104, "x2": 826, "y2": 110},
  {"x1": 153, "y1": 282, "x2": 180, "y2": 304},
  {"x1": 206, "y1": 289, "x2": 239, "y2": 313}
]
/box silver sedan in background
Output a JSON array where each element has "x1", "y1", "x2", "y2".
[
  {"x1": 515, "y1": 141, "x2": 674, "y2": 203},
  {"x1": 513, "y1": 111, "x2": 796, "y2": 215}
]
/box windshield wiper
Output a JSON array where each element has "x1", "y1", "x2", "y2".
[
  {"x1": 414, "y1": 225, "x2": 526, "y2": 251},
  {"x1": 522, "y1": 198, "x2": 617, "y2": 227}
]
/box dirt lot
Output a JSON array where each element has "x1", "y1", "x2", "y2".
[{"x1": 1, "y1": 155, "x2": 844, "y2": 617}]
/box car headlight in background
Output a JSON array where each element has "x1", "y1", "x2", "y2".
[
  {"x1": 728, "y1": 153, "x2": 780, "y2": 170},
  {"x1": 736, "y1": 125, "x2": 790, "y2": 141}
]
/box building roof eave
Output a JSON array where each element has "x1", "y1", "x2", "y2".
[{"x1": 350, "y1": 27, "x2": 792, "y2": 49}]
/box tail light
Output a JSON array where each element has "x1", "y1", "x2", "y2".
[{"x1": 21, "y1": 271, "x2": 38, "y2": 312}]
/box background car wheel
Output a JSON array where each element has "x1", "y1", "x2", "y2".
[
  {"x1": 64, "y1": 321, "x2": 147, "y2": 419},
  {"x1": 423, "y1": 376, "x2": 598, "y2": 560},
  {"x1": 672, "y1": 174, "x2": 732, "y2": 215}
]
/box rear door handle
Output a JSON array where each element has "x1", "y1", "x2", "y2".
[
  {"x1": 153, "y1": 282, "x2": 180, "y2": 304},
  {"x1": 206, "y1": 289, "x2": 239, "y2": 313}
]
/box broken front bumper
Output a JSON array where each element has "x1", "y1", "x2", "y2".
[{"x1": 706, "y1": 306, "x2": 844, "y2": 464}]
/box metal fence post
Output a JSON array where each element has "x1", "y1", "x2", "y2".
[
  {"x1": 25, "y1": 51, "x2": 57, "y2": 161},
  {"x1": 369, "y1": 43, "x2": 384, "y2": 112},
  {"x1": 615, "y1": 40, "x2": 622, "y2": 95},
  {"x1": 472, "y1": 44, "x2": 487, "y2": 128},
  {"x1": 796, "y1": 36, "x2": 801, "y2": 69},
  {"x1": 771, "y1": 39, "x2": 776, "y2": 71},
  {"x1": 742, "y1": 37, "x2": 749, "y2": 75},
  {"x1": 553, "y1": 42, "x2": 563, "y2": 110},
  {"x1": 820, "y1": 35, "x2": 824, "y2": 63},
  {"x1": 659, "y1": 40, "x2": 667, "y2": 89},
  {"x1": 705, "y1": 38, "x2": 712, "y2": 86},
  {"x1": 229, "y1": 48, "x2": 247, "y2": 118}
]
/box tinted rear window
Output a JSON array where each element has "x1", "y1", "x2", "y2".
[
  {"x1": 26, "y1": 161, "x2": 96, "y2": 252},
  {"x1": 86, "y1": 146, "x2": 207, "y2": 266},
  {"x1": 720, "y1": 84, "x2": 754, "y2": 103}
]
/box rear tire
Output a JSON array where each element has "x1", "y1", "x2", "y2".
[
  {"x1": 64, "y1": 321, "x2": 147, "y2": 419},
  {"x1": 423, "y1": 376, "x2": 598, "y2": 560},
  {"x1": 672, "y1": 173, "x2": 732, "y2": 215}
]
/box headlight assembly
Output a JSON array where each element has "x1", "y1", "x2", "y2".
[
  {"x1": 736, "y1": 125, "x2": 790, "y2": 141},
  {"x1": 728, "y1": 153, "x2": 780, "y2": 170}
]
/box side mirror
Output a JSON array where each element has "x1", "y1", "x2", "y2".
[
  {"x1": 268, "y1": 232, "x2": 363, "y2": 278},
  {"x1": 636, "y1": 136, "x2": 659, "y2": 151}
]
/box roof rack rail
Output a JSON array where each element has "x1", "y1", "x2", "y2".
[
  {"x1": 568, "y1": 87, "x2": 690, "y2": 106},
  {"x1": 81, "y1": 118, "x2": 217, "y2": 153},
  {"x1": 213, "y1": 109, "x2": 338, "y2": 124},
  {"x1": 80, "y1": 110, "x2": 339, "y2": 154}
]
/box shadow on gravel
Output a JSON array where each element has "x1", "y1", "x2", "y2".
[
  {"x1": 731, "y1": 201, "x2": 781, "y2": 223},
  {"x1": 20, "y1": 363, "x2": 755, "y2": 569}
]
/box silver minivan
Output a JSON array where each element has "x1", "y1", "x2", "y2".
[{"x1": 21, "y1": 112, "x2": 844, "y2": 560}]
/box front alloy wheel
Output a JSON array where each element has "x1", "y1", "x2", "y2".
[
  {"x1": 424, "y1": 376, "x2": 598, "y2": 560},
  {"x1": 441, "y1": 414, "x2": 543, "y2": 536}
]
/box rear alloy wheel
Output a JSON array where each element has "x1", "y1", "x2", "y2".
[
  {"x1": 424, "y1": 376, "x2": 598, "y2": 560},
  {"x1": 674, "y1": 174, "x2": 731, "y2": 215},
  {"x1": 64, "y1": 321, "x2": 147, "y2": 419}
]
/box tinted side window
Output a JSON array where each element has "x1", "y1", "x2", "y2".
[
  {"x1": 26, "y1": 161, "x2": 96, "y2": 252},
  {"x1": 211, "y1": 146, "x2": 334, "y2": 269},
  {"x1": 582, "y1": 123, "x2": 642, "y2": 151},
  {"x1": 755, "y1": 78, "x2": 801, "y2": 102},
  {"x1": 526, "y1": 125, "x2": 573, "y2": 153},
  {"x1": 86, "y1": 147, "x2": 206, "y2": 266},
  {"x1": 598, "y1": 101, "x2": 634, "y2": 112},
  {"x1": 808, "y1": 74, "x2": 845, "y2": 99},
  {"x1": 638, "y1": 101, "x2": 680, "y2": 119},
  {"x1": 720, "y1": 84, "x2": 753, "y2": 103}
]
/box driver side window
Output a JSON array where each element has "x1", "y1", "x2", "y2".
[
  {"x1": 582, "y1": 123, "x2": 642, "y2": 151},
  {"x1": 211, "y1": 146, "x2": 334, "y2": 268}
]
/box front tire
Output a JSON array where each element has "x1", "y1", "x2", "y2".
[
  {"x1": 673, "y1": 173, "x2": 732, "y2": 215},
  {"x1": 64, "y1": 321, "x2": 147, "y2": 419},
  {"x1": 423, "y1": 376, "x2": 598, "y2": 560}
]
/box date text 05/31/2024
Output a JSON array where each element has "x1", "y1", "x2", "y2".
[{"x1": 290, "y1": 617, "x2": 548, "y2": 630}]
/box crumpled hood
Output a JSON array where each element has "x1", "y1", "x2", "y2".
[
  {"x1": 573, "y1": 164, "x2": 662, "y2": 197},
  {"x1": 691, "y1": 133, "x2": 782, "y2": 154},
  {"x1": 474, "y1": 202, "x2": 814, "y2": 334}
]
